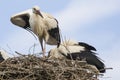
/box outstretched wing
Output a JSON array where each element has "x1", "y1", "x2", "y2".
[{"x1": 10, "y1": 9, "x2": 31, "y2": 29}]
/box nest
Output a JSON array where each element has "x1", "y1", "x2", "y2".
[{"x1": 0, "y1": 54, "x2": 100, "y2": 80}]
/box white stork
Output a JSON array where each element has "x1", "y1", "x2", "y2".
[
  {"x1": 0, "y1": 50, "x2": 9, "y2": 62},
  {"x1": 10, "y1": 6, "x2": 61, "y2": 56},
  {"x1": 48, "y1": 40, "x2": 105, "y2": 73}
]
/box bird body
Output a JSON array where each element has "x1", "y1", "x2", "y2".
[
  {"x1": 10, "y1": 6, "x2": 61, "y2": 56},
  {"x1": 49, "y1": 40, "x2": 92, "y2": 59},
  {"x1": 48, "y1": 40, "x2": 105, "y2": 73}
]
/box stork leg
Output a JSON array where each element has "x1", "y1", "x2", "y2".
[
  {"x1": 43, "y1": 41, "x2": 46, "y2": 57},
  {"x1": 39, "y1": 39, "x2": 45, "y2": 57}
]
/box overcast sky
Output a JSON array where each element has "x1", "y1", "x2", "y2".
[{"x1": 0, "y1": 0, "x2": 120, "y2": 80}]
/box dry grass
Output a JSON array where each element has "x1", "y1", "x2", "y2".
[{"x1": 0, "y1": 54, "x2": 101, "y2": 80}]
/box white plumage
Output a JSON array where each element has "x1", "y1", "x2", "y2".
[
  {"x1": 48, "y1": 40, "x2": 105, "y2": 73},
  {"x1": 10, "y1": 6, "x2": 61, "y2": 56},
  {"x1": 0, "y1": 50, "x2": 9, "y2": 62}
]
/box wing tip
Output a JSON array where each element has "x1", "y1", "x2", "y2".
[{"x1": 78, "y1": 42, "x2": 97, "y2": 51}]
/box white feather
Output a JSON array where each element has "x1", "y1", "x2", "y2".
[
  {"x1": 0, "y1": 50, "x2": 9, "y2": 60},
  {"x1": 49, "y1": 40, "x2": 85, "y2": 59}
]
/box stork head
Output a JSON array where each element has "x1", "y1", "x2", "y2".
[{"x1": 32, "y1": 6, "x2": 43, "y2": 18}]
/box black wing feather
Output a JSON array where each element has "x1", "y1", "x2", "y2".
[
  {"x1": 48, "y1": 19, "x2": 61, "y2": 47},
  {"x1": 78, "y1": 42, "x2": 96, "y2": 51},
  {"x1": 21, "y1": 15, "x2": 30, "y2": 29},
  {"x1": 66, "y1": 51, "x2": 105, "y2": 73}
]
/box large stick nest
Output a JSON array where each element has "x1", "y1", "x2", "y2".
[{"x1": 0, "y1": 54, "x2": 100, "y2": 80}]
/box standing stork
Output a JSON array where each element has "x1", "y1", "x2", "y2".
[
  {"x1": 48, "y1": 40, "x2": 105, "y2": 73},
  {"x1": 10, "y1": 6, "x2": 61, "y2": 57}
]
